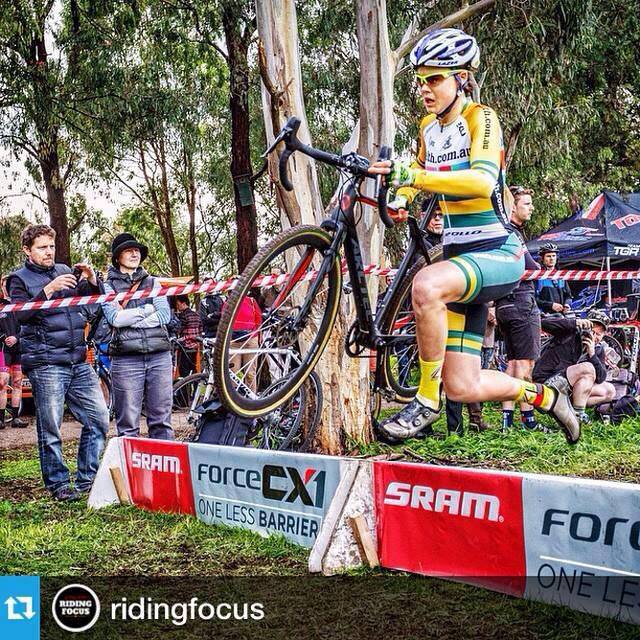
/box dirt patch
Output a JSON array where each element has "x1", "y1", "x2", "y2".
[
  {"x1": 0, "y1": 410, "x2": 194, "y2": 451},
  {"x1": 0, "y1": 476, "x2": 46, "y2": 502}
]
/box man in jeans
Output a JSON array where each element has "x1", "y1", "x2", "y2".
[{"x1": 7, "y1": 225, "x2": 109, "y2": 501}]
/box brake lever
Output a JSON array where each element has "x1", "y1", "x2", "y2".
[
  {"x1": 376, "y1": 146, "x2": 394, "y2": 229},
  {"x1": 262, "y1": 128, "x2": 288, "y2": 157}
]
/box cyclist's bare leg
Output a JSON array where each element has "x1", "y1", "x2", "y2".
[
  {"x1": 443, "y1": 352, "x2": 523, "y2": 403},
  {"x1": 381, "y1": 260, "x2": 580, "y2": 443},
  {"x1": 412, "y1": 261, "x2": 468, "y2": 361}
]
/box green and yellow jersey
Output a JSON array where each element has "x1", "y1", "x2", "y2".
[{"x1": 398, "y1": 99, "x2": 510, "y2": 251}]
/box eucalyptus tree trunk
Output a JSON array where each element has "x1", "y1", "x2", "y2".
[
  {"x1": 256, "y1": 0, "x2": 397, "y2": 453},
  {"x1": 256, "y1": 0, "x2": 323, "y2": 228}
]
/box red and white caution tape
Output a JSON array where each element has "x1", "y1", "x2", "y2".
[
  {"x1": 522, "y1": 268, "x2": 640, "y2": 282},
  {"x1": 1, "y1": 266, "x2": 638, "y2": 314}
]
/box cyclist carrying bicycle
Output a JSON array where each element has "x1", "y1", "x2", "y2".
[{"x1": 369, "y1": 28, "x2": 580, "y2": 443}]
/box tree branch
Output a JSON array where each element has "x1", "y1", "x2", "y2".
[{"x1": 394, "y1": 0, "x2": 496, "y2": 62}]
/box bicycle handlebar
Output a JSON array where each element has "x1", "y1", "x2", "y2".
[{"x1": 267, "y1": 117, "x2": 395, "y2": 229}]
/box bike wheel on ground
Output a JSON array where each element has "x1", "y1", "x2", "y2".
[
  {"x1": 379, "y1": 257, "x2": 425, "y2": 403},
  {"x1": 248, "y1": 372, "x2": 323, "y2": 452},
  {"x1": 214, "y1": 225, "x2": 342, "y2": 418},
  {"x1": 173, "y1": 373, "x2": 208, "y2": 413}
]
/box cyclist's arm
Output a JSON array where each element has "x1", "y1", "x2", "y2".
[{"x1": 411, "y1": 106, "x2": 502, "y2": 199}]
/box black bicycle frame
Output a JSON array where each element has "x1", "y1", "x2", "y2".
[{"x1": 295, "y1": 178, "x2": 438, "y2": 351}]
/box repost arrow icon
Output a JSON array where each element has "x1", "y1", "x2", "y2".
[
  {"x1": 5, "y1": 596, "x2": 22, "y2": 620},
  {"x1": 17, "y1": 596, "x2": 36, "y2": 619}
]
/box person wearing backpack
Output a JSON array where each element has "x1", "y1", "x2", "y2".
[{"x1": 101, "y1": 233, "x2": 173, "y2": 440}]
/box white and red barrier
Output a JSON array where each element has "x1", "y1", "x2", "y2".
[
  {"x1": 89, "y1": 437, "x2": 640, "y2": 624},
  {"x1": 89, "y1": 437, "x2": 354, "y2": 549},
  {"x1": 373, "y1": 460, "x2": 640, "y2": 625},
  {"x1": 2, "y1": 266, "x2": 638, "y2": 314}
]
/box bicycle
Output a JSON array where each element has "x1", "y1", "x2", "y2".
[
  {"x1": 173, "y1": 336, "x2": 323, "y2": 451},
  {"x1": 88, "y1": 340, "x2": 115, "y2": 419},
  {"x1": 213, "y1": 117, "x2": 436, "y2": 418}
]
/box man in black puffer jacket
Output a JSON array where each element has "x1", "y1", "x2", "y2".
[{"x1": 7, "y1": 225, "x2": 109, "y2": 502}]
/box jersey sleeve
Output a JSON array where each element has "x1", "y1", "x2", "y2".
[
  {"x1": 396, "y1": 115, "x2": 432, "y2": 204},
  {"x1": 411, "y1": 105, "x2": 502, "y2": 199}
]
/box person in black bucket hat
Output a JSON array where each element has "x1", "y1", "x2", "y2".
[
  {"x1": 110, "y1": 233, "x2": 149, "y2": 267},
  {"x1": 101, "y1": 232, "x2": 174, "y2": 440}
]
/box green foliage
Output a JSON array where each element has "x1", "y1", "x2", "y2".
[{"x1": 0, "y1": 213, "x2": 30, "y2": 277}]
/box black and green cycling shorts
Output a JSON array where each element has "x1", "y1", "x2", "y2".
[{"x1": 444, "y1": 233, "x2": 525, "y2": 357}]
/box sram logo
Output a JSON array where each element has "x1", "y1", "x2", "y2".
[
  {"x1": 383, "y1": 482, "x2": 502, "y2": 522},
  {"x1": 131, "y1": 452, "x2": 182, "y2": 474}
]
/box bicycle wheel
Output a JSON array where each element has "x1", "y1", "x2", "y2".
[
  {"x1": 214, "y1": 225, "x2": 341, "y2": 418},
  {"x1": 379, "y1": 257, "x2": 425, "y2": 403},
  {"x1": 250, "y1": 372, "x2": 323, "y2": 452},
  {"x1": 173, "y1": 373, "x2": 208, "y2": 412},
  {"x1": 98, "y1": 370, "x2": 115, "y2": 420}
]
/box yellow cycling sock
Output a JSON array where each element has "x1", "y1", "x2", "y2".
[
  {"x1": 416, "y1": 358, "x2": 443, "y2": 410},
  {"x1": 515, "y1": 381, "x2": 555, "y2": 412}
]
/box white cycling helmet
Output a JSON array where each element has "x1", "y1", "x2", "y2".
[{"x1": 410, "y1": 28, "x2": 480, "y2": 71}]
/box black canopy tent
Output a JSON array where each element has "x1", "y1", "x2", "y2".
[
  {"x1": 527, "y1": 191, "x2": 640, "y2": 308},
  {"x1": 527, "y1": 191, "x2": 640, "y2": 266}
]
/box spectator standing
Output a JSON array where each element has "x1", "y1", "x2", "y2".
[
  {"x1": 495, "y1": 187, "x2": 542, "y2": 430},
  {"x1": 536, "y1": 243, "x2": 573, "y2": 314},
  {"x1": 7, "y1": 225, "x2": 109, "y2": 501},
  {"x1": 200, "y1": 287, "x2": 224, "y2": 338},
  {"x1": 102, "y1": 233, "x2": 173, "y2": 440},
  {"x1": 0, "y1": 276, "x2": 28, "y2": 428},
  {"x1": 175, "y1": 295, "x2": 203, "y2": 377}
]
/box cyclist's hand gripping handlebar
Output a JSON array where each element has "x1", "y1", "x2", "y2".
[{"x1": 376, "y1": 146, "x2": 394, "y2": 229}]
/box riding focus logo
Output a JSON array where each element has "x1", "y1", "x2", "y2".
[{"x1": 51, "y1": 584, "x2": 100, "y2": 633}]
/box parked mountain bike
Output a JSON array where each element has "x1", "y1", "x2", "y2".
[
  {"x1": 88, "y1": 340, "x2": 114, "y2": 419},
  {"x1": 213, "y1": 116, "x2": 436, "y2": 419},
  {"x1": 174, "y1": 336, "x2": 322, "y2": 451}
]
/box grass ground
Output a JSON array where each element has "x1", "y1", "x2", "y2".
[
  {"x1": 363, "y1": 405, "x2": 640, "y2": 481},
  {"x1": 1, "y1": 420, "x2": 639, "y2": 639}
]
